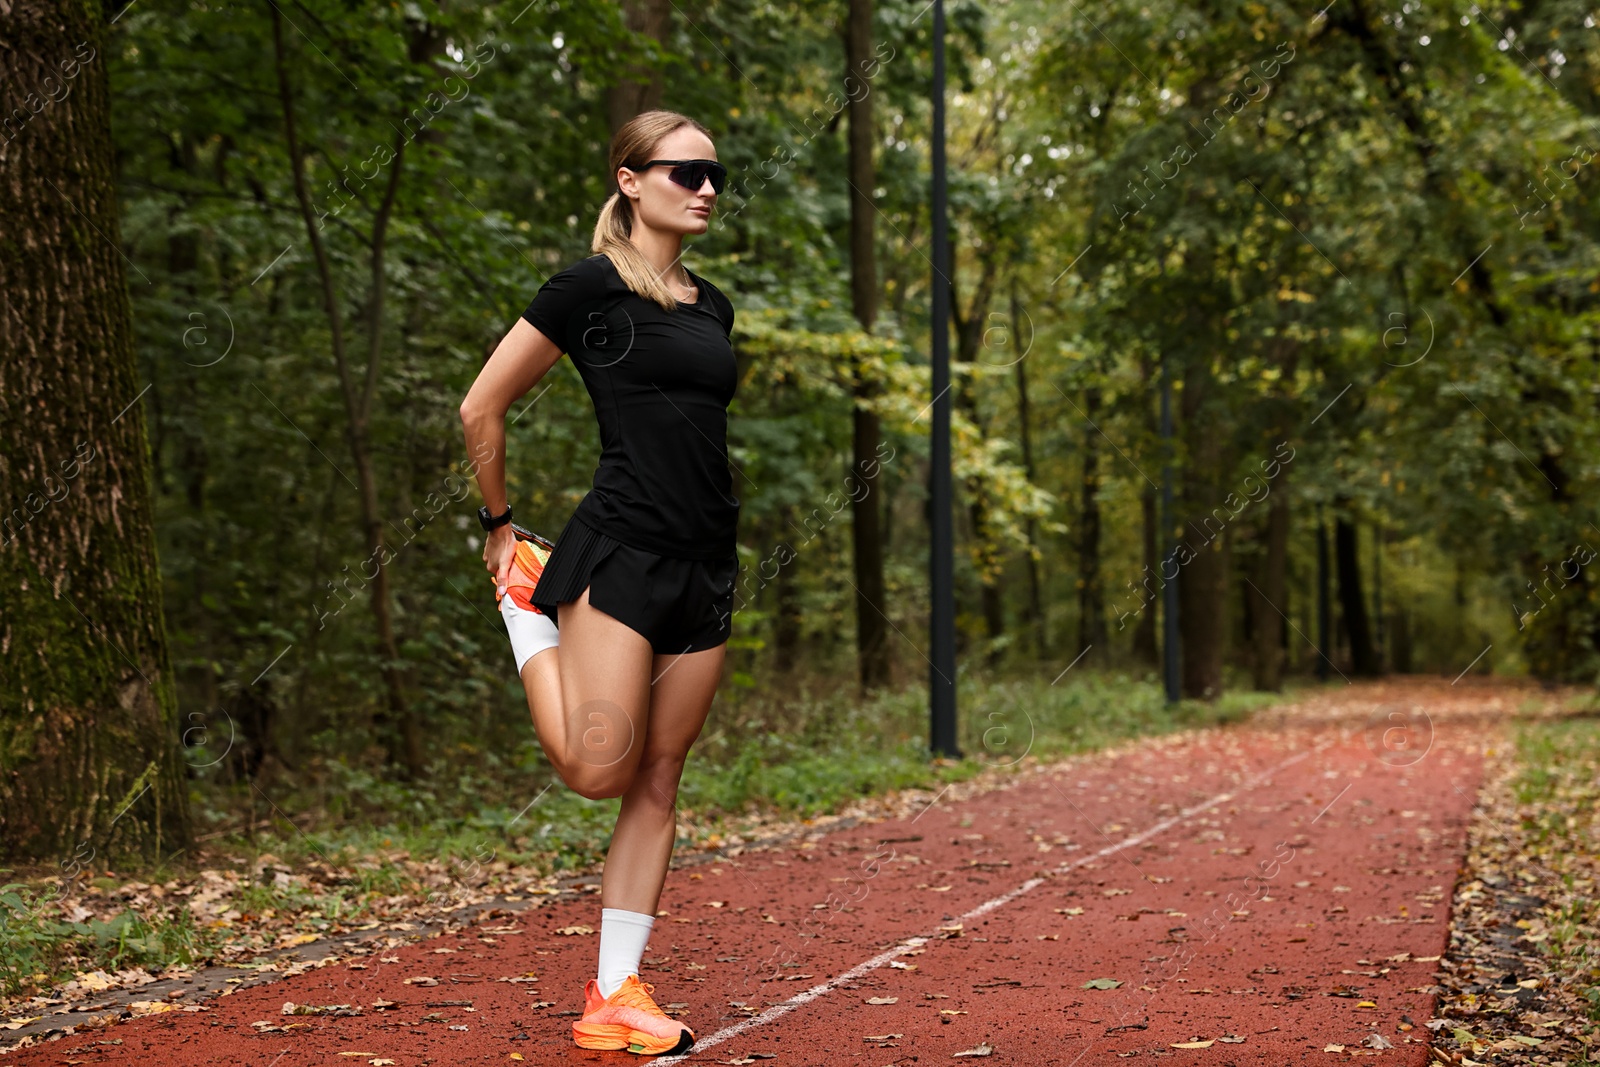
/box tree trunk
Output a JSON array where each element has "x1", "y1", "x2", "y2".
[
  {"x1": 0, "y1": 0, "x2": 192, "y2": 863},
  {"x1": 1248, "y1": 480, "x2": 1289, "y2": 690},
  {"x1": 1178, "y1": 352, "x2": 1226, "y2": 700},
  {"x1": 1178, "y1": 528, "x2": 1229, "y2": 699},
  {"x1": 948, "y1": 227, "x2": 1004, "y2": 664},
  {"x1": 1132, "y1": 487, "x2": 1159, "y2": 663},
  {"x1": 1077, "y1": 387, "x2": 1106, "y2": 654},
  {"x1": 1167, "y1": 106, "x2": 1228, "y2": 699},
  {"x1": 605, "y1": 0, "x2": 671, "y2": 138},
  {"x1": 1335, "y1": 513, "x2": 1381, "y2": 676},
  {"x1": 1316, "y1": 510, "x2": 1331, "y2": 679},
  {"x1": 845, "y1": 0, "x2": 889, "y2": 690},
  {"x1": 1011, "y1": 283, "x2": 1046, "y2": 660}
]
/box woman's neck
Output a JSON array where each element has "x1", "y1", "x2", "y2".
[{"x1": 628, "y1": 225, "x2": 688, "y2": 286}]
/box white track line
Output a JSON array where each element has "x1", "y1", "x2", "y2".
[{"x1": 659, "y1": 741, "x2": 1324, "y2": 1062}]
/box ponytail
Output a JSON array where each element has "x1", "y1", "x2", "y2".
[{"x1": 592, "y1": 191, "x2": 679, "y2": 311}]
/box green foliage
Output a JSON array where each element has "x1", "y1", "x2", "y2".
[
  {"x1": 0, "y1": 880, "x2": 218, "y2": 996},
  {"x1": 99, "y1": 0, "x2": 1600, "y2": 788}
]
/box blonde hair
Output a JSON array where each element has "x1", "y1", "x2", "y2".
[{"x1": 592, "y1": 110, "x2": 714, "y2": 311}]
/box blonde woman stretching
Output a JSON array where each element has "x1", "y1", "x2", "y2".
[{"x1": 459, "y1": 110, "x2": 738, "y2": 1056}]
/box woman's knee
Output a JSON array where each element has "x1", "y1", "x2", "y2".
[
  {"x1": 566, "y1": 767, "x2": 631, "y2": 800},
  {"x1": 635, "y1": 755, "x2": 688, "y2": 809}
]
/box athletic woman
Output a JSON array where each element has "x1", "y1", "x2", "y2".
[{"x1": 458, "y1": 110, "x2": 738, "y2": 1056}]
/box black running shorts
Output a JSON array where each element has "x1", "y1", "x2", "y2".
[{"x1": 530, "y1": 513, "x2": 738, "y2": 655}]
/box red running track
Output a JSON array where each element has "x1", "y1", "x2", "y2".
[{"x1": 7, "y1": 688, "x2": 1485, "y2": 1065}]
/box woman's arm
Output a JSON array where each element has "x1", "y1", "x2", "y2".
[{"x1": 459, "y1": 318, "x2": 564, "y2": 596}]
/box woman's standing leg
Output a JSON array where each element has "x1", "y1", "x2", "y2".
[
  {"x1": 603, "y1": 642, "x2": 726, "y2": 913},
  {"x1": 584, "y1": 641, "x2": 724, "y2": 1005}
]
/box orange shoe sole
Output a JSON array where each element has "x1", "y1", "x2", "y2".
[{"x1": 571, "y1": 1020, "x2": 694, "y2": 1055}]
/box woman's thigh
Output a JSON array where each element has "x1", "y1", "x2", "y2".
[
  {"x1": 637, "y1": 642, "x2": 727, "y2": 782},
  {"x1": 555, "y1": 584, "x2": 656, "y2": 777}
]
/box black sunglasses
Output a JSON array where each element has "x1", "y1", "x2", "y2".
[{"x1": 634, "y1": 158, "x2": 728, "y2": 195}]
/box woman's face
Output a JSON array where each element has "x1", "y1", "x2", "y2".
[{"x1": 618, "y1": 125, "x2": 719, "y2": 237}]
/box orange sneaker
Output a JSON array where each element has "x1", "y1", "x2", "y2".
[
  {"x1": 572, "y1": 974, "x2": 694, "y2": 1055},
  {"x1": 492, "y1": 523, "x2": 554, "y2": 613}
]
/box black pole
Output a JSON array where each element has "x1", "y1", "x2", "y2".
[
  {"x1": 1159, "y1": 351, "x2": 1181, "y2": 704},
  {"x1": 928, "y1": 0, "x2": 959, "y2": 758},
  {"x1": 1316, "y1": 504, "x2": 1330, "y2": 681}
]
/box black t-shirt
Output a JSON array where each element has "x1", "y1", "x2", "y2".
[{"x1": 521, "y1": 253, "x2": 739, "y2": 561}]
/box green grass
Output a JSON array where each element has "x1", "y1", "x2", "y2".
[{"x1": 0, "y1": 883, "x2": 222, "y2": 997}]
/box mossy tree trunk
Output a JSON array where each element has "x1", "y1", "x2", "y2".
[{"x1": 0, "y1": 0, "x2": 192, "y2": 864}]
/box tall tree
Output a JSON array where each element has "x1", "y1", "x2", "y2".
[
  {"x1": 1011, "y1": 282, "x2": 1047, "y2": 660},
  {"x1": 0, "y1": 0, "x2": 191, "y2": 862},
  {"x1": 1335, "y1": 512, "x2": 1381, "y2": 676},
  {"x1": 1077, "y1": 385, "x2": 1106, "y2": 654},
  {"x1": 845, "y1": 0, "x2": 890, "y2": 689}
]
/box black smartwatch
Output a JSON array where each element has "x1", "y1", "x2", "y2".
[{"x1": 478, "y1": 503, "x2": 513, "y2": 531}]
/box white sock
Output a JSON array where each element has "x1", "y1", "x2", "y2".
[
  {"x1": 500, "y1": 593, "x2": 559, "y2": 672},
  {"x1": 597, "y1": 907, "x2": 656, "y2": 998}
]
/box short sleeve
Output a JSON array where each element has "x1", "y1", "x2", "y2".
[
  {"x1": 698, "y1": 274, "x2": 735, "y2": 339},
  {"x1": 521, "y1": 255, "x2": 609, "y2": 351}
]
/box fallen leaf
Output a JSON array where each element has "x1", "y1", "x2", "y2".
[
  {"x1": 953, "y1": 1042, "x2": 994, "y2": 1057},
  {"x1": 555, "y1": 925, "x2": 593, "y2": 935},
  {"x1": 282, "y1": 1002, "x2": 360, "y2": 1016},
  {"x1": 1363, "y1": 1034, "x2": 1394, "y2": 1049},
  {"x1": 865, "y1": 996, "x2": 898, "y2": 1005},
  {"x1": 864, "y1": 1033, "x2": 904, "y2": 1041},
  {"x1": 1218, "y1": 1034, "x2": 1245, "y2": 1043},
  {"x1": 1170, "y1": 1040, "x2": 1214, "y2": 1049},
  {"x1": 120, "y1": 999, "x2": 170, "y2": 1017},
  {"x1": 1324, "y1": 1045, "x2": 1345, "y2": 1053},
  {"x1": 1083, "y1": 978, "x2": 1121, "y2": 990}
]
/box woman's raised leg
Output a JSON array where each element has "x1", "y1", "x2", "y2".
[{"x1": 520, "y1": 585, "x2": 656, "y2": 799}]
